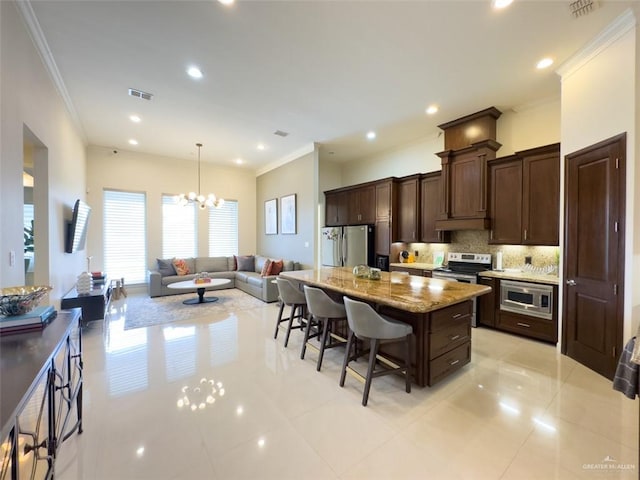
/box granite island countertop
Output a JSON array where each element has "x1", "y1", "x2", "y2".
[{"x1": 280, "y1": 267, "x2": 491, "y2": 314}]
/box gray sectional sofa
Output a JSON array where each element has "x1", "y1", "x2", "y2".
[{"x1": 148, "y1": 255, "x2": 299, "y2": 303}]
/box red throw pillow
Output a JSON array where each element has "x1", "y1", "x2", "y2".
[
  {"x1": 260, "y1": 259, "x2": 273, "y2": 277},
  {"x1": 270, "y1": 259, "x2": 284, "y2": 275},
  {"x1": 172, "y1": 258, "x2": 190, "y2": 276}
]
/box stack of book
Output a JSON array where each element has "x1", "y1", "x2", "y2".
[
  {"x1": 0, "y1": 305, "x2": 57, "y2": 336},
  {"x1": 91, "y1": 272, "x2": 106, "y2": 285}
]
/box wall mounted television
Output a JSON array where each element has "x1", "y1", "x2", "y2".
[{"x1": 65, "y1": 199, "x2": 91, "y2": 253}]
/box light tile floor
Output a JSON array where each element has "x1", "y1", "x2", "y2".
[{"x1": 56, "y1": 292, "x2": 639, "y2": 480}]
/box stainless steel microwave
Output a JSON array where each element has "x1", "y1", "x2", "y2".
[{"x1": 500, "y1": 280, "x2": 553, "y2": 320}]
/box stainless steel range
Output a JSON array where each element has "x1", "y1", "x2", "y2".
[{"x1": 432, "y1": 252, "x2": 492, "y2": 327}]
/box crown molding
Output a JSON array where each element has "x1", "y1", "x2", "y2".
[
  {"x1": 556, "y1": 8, "x2": 637, "y2": 80},
  {"x1": 256, "y1": 143, "x2": 316, "y2": 177},
  {"x1": 15, "y1": 0, "x2": 87, "y2": 142}
]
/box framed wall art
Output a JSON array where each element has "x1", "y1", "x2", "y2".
[
  {"x1": 280, "y1": 194, "x2": 297, "y2": 235},
  {"x1": 264, "y1": 198, "x2": 277, "y2": 235}
]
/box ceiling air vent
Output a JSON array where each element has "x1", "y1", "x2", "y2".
[
  {"x1": 569, "y1": 0, "x2": 599, "y2": 18},
  {"x1": 273, "y1": 130, "x2": 289, "y2": 137},
  {"x1": 128, "y1": 88, "x2": 153, "y2": 101}
]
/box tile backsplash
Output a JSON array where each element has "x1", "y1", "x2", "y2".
[{"x1": 391, "y1": 230, "x2": 559, "y2": 270}]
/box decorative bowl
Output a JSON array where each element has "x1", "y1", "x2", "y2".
[{"x1": 0, "y1": 285, "x2": 52, "y2": 316}]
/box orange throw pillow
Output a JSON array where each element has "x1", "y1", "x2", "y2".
[
  {"x1": 260, "y1": 259, "x2": 273, "y2": 277},
  {"x1": 173, "y1": 258, "x2": 190, "y2": 276},
  {"x1": 270, "y1": 259, "x2": 284, "y2": 275}
]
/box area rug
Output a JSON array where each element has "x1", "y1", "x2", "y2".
[{"x1": 117, "y1": 289, "x2": 270, "y2": 330}]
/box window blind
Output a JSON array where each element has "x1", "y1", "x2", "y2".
[
  {"x1": 103, "y1": 190, "x2": 147, "y2": 284},
  {"x1": 208, "y1": 200, "x2": 238, "y2": 256},
  {"x1": 162, "y1": 195, "x2": 196, "y2": 258}
]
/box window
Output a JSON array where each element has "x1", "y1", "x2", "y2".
[
  {"x1": 162, "y1": 195, "x2": 196, "y2": 258},
  {"x1": 103, "y1": 190, "x2": 147, "y2": 284},
  {"x1": 208, "y1": 200, "x2": 238, "y2": 256}
]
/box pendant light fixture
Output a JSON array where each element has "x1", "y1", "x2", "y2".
[{"x1": 176, "y1": 143, "x2": 224, "y2": 209}]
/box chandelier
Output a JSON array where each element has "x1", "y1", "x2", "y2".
[{"x1": 176, "y1": 143, "x2": 224, "y2": 209}]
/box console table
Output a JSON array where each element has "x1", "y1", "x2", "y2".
[
  {"x1": 0, "y1": 308, "x2": 83, "y2": 479},
  {"x1": 61, "y1": 279, "x2": 111, "y2": 323}
]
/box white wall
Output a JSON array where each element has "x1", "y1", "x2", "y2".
[
  {"x1": 86, "y1": 146, "x2": 257, "y2": 274},
  {"x1": 559, "y1": 10, "x2": 637, "y2": 341},
  {"x1": 256, "y1": 151, "x2": 316, "y2": 268},
  {"x1": 0, "y1": 1, "x2": 87, "y2": 302}
]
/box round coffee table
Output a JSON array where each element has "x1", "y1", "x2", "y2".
[{"x1": 167, "y1": 279, "x2": 232, "y2": 305}]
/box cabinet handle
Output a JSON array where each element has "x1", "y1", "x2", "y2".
[
  {"x1": 452, "y1": 313, "x2": 463, "y2": 319},
  {"x1": 449, "y1": 334, "x2": 460, "y2": 341},
  {"x1": 24, "y1": 439, "x2": 47, "y2": 454},
  {"x1": 490, "y1": 230, "x2": 493, "y2": 240},
  {"x1": 449, "y1": 359, "x2": 460, "y2": 366},
  {"x1": 524, "y1": 229, "x2": 528, "y2": 241},
  {"x1": 516, "y1": 322, "x2": 531, "y2": 328}
]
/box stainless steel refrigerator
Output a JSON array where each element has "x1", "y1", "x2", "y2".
[{"x1": 321, "y1": 225, "x2": 374, "y2": 267}]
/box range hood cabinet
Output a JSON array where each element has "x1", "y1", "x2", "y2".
[{"x1": 434, "y1": 107, "x2": 502, "y2": 232}]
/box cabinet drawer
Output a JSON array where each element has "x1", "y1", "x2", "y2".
[
  {"x1": 431, "y1": 301, "x2": 472, "y2": 331},
  {"x1": 429, "y1": 316, "x2": 470, "y2": 360},
  {"x1": 428, "y1": 341, "x2": 470, "y2": 386},
  {"x1": 497, "y1": 311, "x2": 557, "y2": 343}
]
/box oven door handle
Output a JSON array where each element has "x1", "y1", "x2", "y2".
[{"x1": 503, "y1": 299, "x2": 533, "y2": 309}]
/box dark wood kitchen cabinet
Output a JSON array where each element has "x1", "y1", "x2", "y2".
[
  {"x1": 347, "y1": 184, "x2": 375, "y2": 225},
  {"x1": 420, "y1": 172, "x2": 450, "y2": 243},
  {"x1": 434, "y1": 107, "x2": 502, "y2": 231},
  {"x1": 477, "y1": 276, "x2": 497, "y2": 327},
  {"x1": 488, "y1": 143, "x2": 560, "y2": 245},
  {"x1": 521, "y1": 143, "x2": 560, "y2": 245},
  {"x1": 325, "y1": 184, "x2": 376, "y2": 227},
  {"x1": 374, "y1": 179, "x2": 397, "y2": 256},
  {"x1": 488, "y1": 155, "x2": 522, "y2": 244},
  {"x1": 436, "y1": 140, "x2": 501, "y2": 231},
  {"x1": 397, "y1": 175, "x2": 420, "y2": 242},
  {"x1": 325, "y1": 190, "x2": 348, "y2": 226}
]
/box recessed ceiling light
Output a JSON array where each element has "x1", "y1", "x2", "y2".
[
  {"x1": 426, "y1": 105, "x2": 439, "y2": 115},
  {"x1": 187, "y1": 66, "x2": 203, "y2": 79},
  {"x1": 492, "y1": 0, "x2": 513, "y2": 9},
  {"x1": 366, "y1": 131, "x2": 376, "y2": 140},
  {"x1": 129, "y1": 115, "x2": 141, "y2": 123},
  {"x1": 257, "y1": 143, "x2": 266, "y2": 151},
  {"x1": 536, "y1": 57, "x2": 554, "y2": 69},
  {"x1": 218, "y1": 0, "x2": 234, "y2": 5},
  {"x1": 235, "y1": 158, "x2": 244, "y2": 165},
  {"x1": 128, "y1": 139, "x2": 138, "y2": 145}
]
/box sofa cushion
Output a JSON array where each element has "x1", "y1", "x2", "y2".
[
  {"x1": 235, "y1": 271, "x2": 250, "y2": 283},
  {"x1": 270, "y1": 259, "x2": 284, "y2": 275},
  {"x1": 157, "y1": 258, "x2": 176, "y2": 276},
  {"x1": 236, "y1": 255, "x2": 255, "y2": 272},
  {"x1": 260, "y1": 259, "x2": 272, "y2": 276},
  {"x1": 255, "y1": 255, "x2": 269, "y2": 274},
  {"x1": 161, "y1": 273, "x2": 196, "y2": 285},
  {"x1": 196, "y1": 256, "x2": 229, "y2": 273},
  {"x1": 228, "y1": 256, "x2": 237, "y2": 271},
  {"x1": 173, "y1": 258, "x2": 191, "y2": 275},
  {"x1": 247, "y1": 275, "x2": 264, "y2": 287}
]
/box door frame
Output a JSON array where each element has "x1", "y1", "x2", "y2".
[{"x1": 561, "y1": 133, "x2": 626, "y2": 371}]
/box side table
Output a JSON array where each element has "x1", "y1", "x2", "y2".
[{"x1": 61, "y1": 278, "x2": 111, "y2": 323}]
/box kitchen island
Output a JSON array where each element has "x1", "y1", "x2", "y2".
[{"x1": 280, "y1": 267, "x2": 491, "y2": 387}]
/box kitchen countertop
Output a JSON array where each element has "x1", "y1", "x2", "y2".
[
  {"x1": 280, "y1": 267, "x2": 490, "y2": 314},
  {"x1": 478, "y1": 270, "x2": 559, "y2": 286},
  {"x1": 389, "y1": 262, "x2": 439, "y2": 270}
]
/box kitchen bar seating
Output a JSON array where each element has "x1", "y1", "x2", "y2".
[
  {"x1": 274, "y1": 277, "x2": 307, "y2": 348},
  {"x1": 341, "y1": 296, "x2": 413, "y2": 406},
  {"x1": 301, "y1": 285, "x2": 348, "y2": 371}
]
